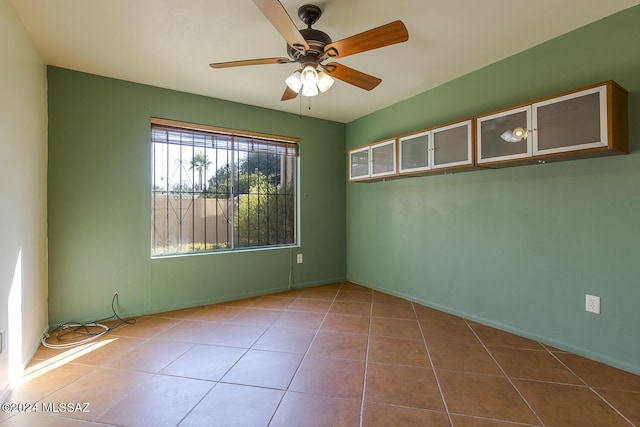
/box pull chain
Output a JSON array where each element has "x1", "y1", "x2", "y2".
[{"x1": 298, "y1": 91, "x2": 303, "y2": 118}]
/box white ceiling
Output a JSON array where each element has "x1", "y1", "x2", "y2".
[{"x1": 9, "y1": 0, "x2": 640, "y2": 123}]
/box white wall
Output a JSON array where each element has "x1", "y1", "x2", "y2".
[{"x1": 0, "y1": 0, "x2": 48, "y2": 401}]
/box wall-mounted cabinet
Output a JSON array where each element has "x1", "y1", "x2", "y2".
[
  {"x1": 349, "y1": 138, "x2": 396, "y2": 181},
  {"x1": 477, "y1": 82, "x2": 627, "y2": 167},
  {"x1": 399, "y1": 120, "x2": 473, "y2": 174},
  {"x1": 348, "y1": 80, "x2": 627, "y2": 182}
]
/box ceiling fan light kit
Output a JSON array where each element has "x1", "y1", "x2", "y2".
[
  {"x1": 500, "y1": 126, "x2": 528, "y2": 143},
  {"x1": 209, "y1": 0, "x2": 409, "y2": 100},
  {"x1": 285, "y1": 66, "x2": 334, "y2": 96}
]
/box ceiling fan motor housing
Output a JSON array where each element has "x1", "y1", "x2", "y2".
[{"x1": 287, "y1": 28, "x2": 331, "y2": 59}]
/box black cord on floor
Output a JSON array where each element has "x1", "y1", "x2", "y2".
[{"x1": 98, "y1": 292, "x2": 137, "y2": 332}]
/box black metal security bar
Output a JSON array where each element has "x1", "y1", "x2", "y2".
[{"x1": 150, "y1": 120, "x2": 297, "y2": 256}]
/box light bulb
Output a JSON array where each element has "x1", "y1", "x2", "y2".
[
  {"x1": 301, "y1": 65, "x2": 318, "y2": 85},
  {"x1": 513, "y1": 127, "x2": 527, "y2": 139},
  {"x1": 500, "y1": 127, "x2": 527, "y2": 143}
]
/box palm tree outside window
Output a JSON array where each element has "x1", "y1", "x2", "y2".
[{"x1": 190, "y1": 152, "x2": 211, "y2": 192}]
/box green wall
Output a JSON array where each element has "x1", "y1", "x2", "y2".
[
  {"x1": 346, "y1": 5, "x2": 640, "y2": 373},
  {"x1": 47, "y1": 68, "x2": 346, "y2": 326}
]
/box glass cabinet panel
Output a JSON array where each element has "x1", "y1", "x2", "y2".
[
  {"x1": 477, "y1": 106, "x2": 531, "y2": 164},
  {"x1": 371, "y1": 139, "x2": 396, "y2": 177},
  {"x1": 399, "y1": 131, "x2": 429, "y2": 173},
  {"x1": 349, "y1": 147, "x2": 370, "y2": 180},
  {"x1": 533, "y1": 86, "x2": 607, "y2": 155},
  {"x1": 433, "y1": 120, "x2": 472, "y2": 169}
]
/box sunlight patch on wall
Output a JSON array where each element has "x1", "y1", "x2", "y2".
[{"x1": 8, "y1": 249, "x2": 23, "y2": 383}]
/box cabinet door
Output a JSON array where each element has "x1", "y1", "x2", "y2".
[
  {"x1": 370, "y1": 139, "x2": 397, "y2": 178},
  {"x1": 432, "y1": 120, "x2": 472, "y2": 169},
  {"x1": 477, "y1": 106, "x2": 531, "y2": 164},
  {"x1": 533, "y1": 86, "x2": 607, "y2": 155},
  {"x1": 399, "y1": 131, "x2": 430, "y2": 173},
  {"x1": 349, "y1": 146, "x2": 370, "y2": 180}
]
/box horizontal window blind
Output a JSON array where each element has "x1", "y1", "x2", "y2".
[{"x1": 151, "y1": 119, "x2": 298, "y2": 157}]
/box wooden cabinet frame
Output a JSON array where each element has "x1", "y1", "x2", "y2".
[
  {"x1": 349, "y1": 138, "x2": 397, "y2": 181},
  {"x1": 399, "y1": 119, "x2": 474, "y2": 175},
  {"x1": 348, "y1": 80, "x2": 628, "y2": 182},
  {"x1": 476, "y1": 81, "x2": 628, "y2": 168}
]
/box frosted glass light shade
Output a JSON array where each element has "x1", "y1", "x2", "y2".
[
  {"x1": 285, "y1": 66, "x2": 333, "y2": 97},
  {"x1": 285, "y1": 71, "x2": 302, "y2": 93},
  {"x1": 301, "y1": 83, "x2": 318, "y2": 97},
  {"x1": 317, "y1": 71, "x2": 334, "y2": 93}
]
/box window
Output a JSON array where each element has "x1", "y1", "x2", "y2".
[{"x1": 151, "y1": 118, "x2": 298, "y2": 256}]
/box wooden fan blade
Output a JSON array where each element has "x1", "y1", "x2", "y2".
[
  {"x1": 210, "y1": 57, "x2": 290, "y2": 68},
  {"x1": 253, "y1": 0, "x2": 309, "y2": 52},
  {"x1": 281, "y1": 86, "x2": 298, "y2": 101},
  {"x1": 323, "y1": 62, "x2": 382, "y2": 91},
  {"x1": 324, "y1": 20, "x2": 408, "y2": 59}
]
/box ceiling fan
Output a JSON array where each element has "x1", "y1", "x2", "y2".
[{"x1": 209, "y1": 0, "x2": 409, "y2": 101}]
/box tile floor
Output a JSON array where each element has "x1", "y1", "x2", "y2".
[{"x1": 2, "y1": 282, "x2": 639, "y2": 426}]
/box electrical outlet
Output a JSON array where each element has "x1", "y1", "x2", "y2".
[
  {"x1": 296, "y1": 253, "x2": 303, "y2": 264},
  {"x1": 586, "y1": 294, "x2": 601, "y2": 314}
]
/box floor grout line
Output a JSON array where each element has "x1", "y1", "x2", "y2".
[
  {"x1": 545, "y1": 346, "x2": 636, "y2": 426},
  {"x1": 358, "y1": 291, "x2": 374, "y2": 427},
  {"x1": 464, "y1": 318, "x2": 545, "y2": 426},
  {"x1": 413, "y1": 301, "x2": 455, "y2": 427},
  {"x1": 266, "y1": 284, "x2": 344, "y2": 426},
  {"x1": 588, "y1": 387, "x2": 637, "y2": 427}
]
